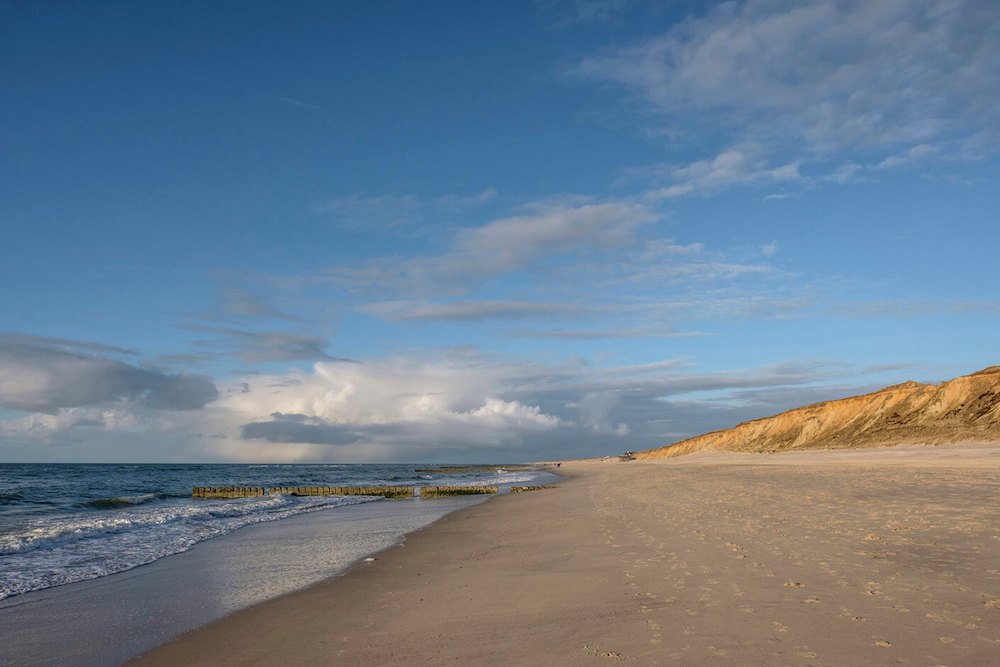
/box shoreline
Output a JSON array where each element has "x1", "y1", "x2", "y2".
[
  {"x1": 0, "y1": 493, "x2": 497, "y2": 666},
  {"x1": 135, "y1": 442, "x2": 1000, "y2": 665}
]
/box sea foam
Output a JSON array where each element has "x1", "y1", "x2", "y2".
[{"x1": 0, "y1": 494, "x2": 376, "y2": 600}]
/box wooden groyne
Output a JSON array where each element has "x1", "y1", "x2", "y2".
[
  {"x1": 510, "y1": 485, "x2": 557, "y2": 493},
  {"x1": 192, "y1": 485, "x2": 414, "y2": 499},
  {"x1": 420, "y1": 485, "x2": 497, "y2": 498},
  {"x1": 271, "y1": 485, "x2": 415, "y2": 499},
  {"x1": 192, "y1": 486, "x2": 267, "y2": 499},
  {"x1": 192, "y1": 485, "x2": 499, "y2": 499}
]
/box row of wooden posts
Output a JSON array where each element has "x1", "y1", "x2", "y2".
[{"x1": 191, "y1": 485, "x2": 504, "y2": 499}]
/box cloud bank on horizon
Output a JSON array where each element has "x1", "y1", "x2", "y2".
[{"x1": 1, "y1": 0, "x2": 998, "y2": 462}]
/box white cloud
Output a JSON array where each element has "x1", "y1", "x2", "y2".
[
  {"x1": 221, "y1": 356, "x2": 555, "y2": 428},
  {"x1": 322, "y1": 200, "x2": 659, "y2": 292},
  {"x1": 556, "y1": 237, "x2": 778, "y2": 290},
  {"x1": 205, "y1": 354, "x2": 853, "y2": 460},
  {"x1": 183, "y1": 325, "x2": 350, "y2": 364},
  {"x1": 819, "y1": 143, "x2": 940, "y2": 182},
  {"x1": 580, "y1": 1, "x2": 998, "y2": 148},
  {"x1": 1, "y1": 341, "x2": 889, "y2": 462},
  {"x1": 596, "y1": 358, "x2": 690, "y2": 376},
  {"x1": 824, "y1": 162, "x2": 867, "y2": 184},
  {"x1": 208, "y1": 355, "x2": 570, "y2": 459},
  {"x1": 0, "y1": 405, "x2": 183, "y2": 444},
  {"x1": 509, "y1": 327, "x2": 707, "y2": 340},
  {"x1": 759, "y1": 241, "x2": 779, "y2": 257},
  {"x1": 359, "y1": 299, "x2": 598, "y2": 322},
  {"x1": 875, "y1": 143, "x2": 939, "y2": 170},
  {"x1": 578, "y1": 391, "x2": 630, "y2": 435},
  {"x1": 316, "y1": 188, "x2": 499, "y2": 231},
  {"x1": 576, "y1": 0, "x2": 999, "y2": 186},
  {"x1": 644, "y1": 145, "x2": 806, "y2": 200},
  {"x1": 830, "y1": 299, "x2": 1000, "y2": 318},
  {"x1": 0, "y1": 336, "x2": 218, "y2": 413},
  {"x1": 459, "y1": 398, "x2": 563, "y2": 430}
]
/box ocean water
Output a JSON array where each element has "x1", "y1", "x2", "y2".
[{"x1": 0, "y1": 463, "x2": 550, "y2": 601}]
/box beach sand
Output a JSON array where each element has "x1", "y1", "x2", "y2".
[{"x1": 134, "y1": 444, "x2": 1000, "y2": 665}]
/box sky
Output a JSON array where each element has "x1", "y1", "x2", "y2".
[{"x1": 2, "y1": 0, "x2": 998, "y2": 463}]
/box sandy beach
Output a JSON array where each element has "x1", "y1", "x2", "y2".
[{"x1": 134, "y1": 444, "x2": 1000, "y2": 666}]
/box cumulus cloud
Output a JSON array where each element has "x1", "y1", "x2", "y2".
[
  {"x1": 222, "y1": 357, "x2": 559, "y2": 429},
  {"x1": 577, "y1": 391, "x2": 630, "y2": 435},
  {"x1": 1, "y1": 334, "x2": 890, "y2": 461},
  {"x1": 220, "y1": 356, "x2": 568, "y2": 456},
  {"x1": 0, "y1": 335, "x2": 219, "y2": 414},
  {"x1": 0, "y1": 405, "x2": 160, "y2": 442},
  {"x1": 196, "y1": 352, "x2": 860, "y2": 461}
]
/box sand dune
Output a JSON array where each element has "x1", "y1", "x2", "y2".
[{"x1": 638, "y1": 366, "x2": 1000, "y2": 459}]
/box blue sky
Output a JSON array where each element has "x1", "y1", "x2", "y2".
[{"x1": 2, "y1": 0, "x2": 998, "y2": 462}]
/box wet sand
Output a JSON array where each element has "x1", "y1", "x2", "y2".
[
  {"x1": 0, "y1": 495, "x2": 486, "y2": 666},
  {"x1": 134, "y1": 444, "x2": 1000, "y2": 665}
]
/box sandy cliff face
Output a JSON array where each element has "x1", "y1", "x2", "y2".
[{"x1": 636, "y1": 367, "x2": 1000, "y2": 459}]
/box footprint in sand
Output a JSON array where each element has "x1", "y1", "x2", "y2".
[{"x1": 596, "y1": 650, "x2": 622, "y2": 660}]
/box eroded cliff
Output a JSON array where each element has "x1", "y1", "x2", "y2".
[{"x1": 636, "y1": 366, "x2": 1000, "y2": 459}]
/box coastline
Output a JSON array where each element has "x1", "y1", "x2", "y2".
[
  {"x1": 0, "y1": 492, "x2": 496, "y2": 666},
  {"x1": 135, "y1": 443, "x2": 1000, "y2": 665}
]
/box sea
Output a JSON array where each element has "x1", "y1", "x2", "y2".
[{"x1": 0, "y1": 463, "x2": 558, "y2": 665}]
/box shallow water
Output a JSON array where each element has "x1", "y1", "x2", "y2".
[
  {"x1": 0, "y1": 463, "x2": 547, "y2": 600},
  {"x1": 0, "y1": 463, "x2": 557, "y2": 665},
  {"x1": 0, "y1": 495, "x2": 487, "y2": 666}
]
